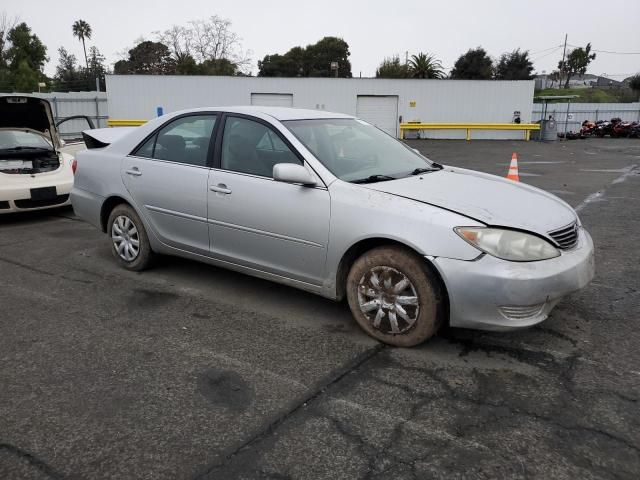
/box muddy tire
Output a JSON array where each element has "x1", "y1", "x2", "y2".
[
  {"x1": 107, "y1": 204, "x2": 154, "y2": 271},
  {"x1": 346, "y1": 246, "x2": 442, "y2": 347}
]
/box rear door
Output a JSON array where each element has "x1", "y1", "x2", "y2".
[{"x1": 121, "y1": 113, "x2": 217, "y2": 254}]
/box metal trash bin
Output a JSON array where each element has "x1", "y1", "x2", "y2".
[{"x1": 532, "y1": 119, "x2": 557, "y2": 141}]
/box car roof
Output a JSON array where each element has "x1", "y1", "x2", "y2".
[{"x1": 174, "y1": 106, "x2": 355, "y2": 121}]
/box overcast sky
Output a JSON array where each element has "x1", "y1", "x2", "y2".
[{"x1": 8, "y1": 0, "x2": 640, "y2": 79}]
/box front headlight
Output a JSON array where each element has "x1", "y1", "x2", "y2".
[{"x1": 455, "y1": 227, "x2": 560, "y2": 262}]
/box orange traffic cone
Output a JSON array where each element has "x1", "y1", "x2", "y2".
[{"x1": 507, "y1": 152, "x2": 520, "y2": 182}]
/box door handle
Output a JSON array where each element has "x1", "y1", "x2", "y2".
[
  {"x1": 210, "y1": 184, "x2": 232, "y2": 194},
  {"x1": 125, "y1": 167, "x2": 142, "y2": 176}
]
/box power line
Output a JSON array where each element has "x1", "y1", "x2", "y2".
[
  {"x1": 531, "y1": 46, "x2": 563, "y2": 62},
  {"x1": 530, "y1": 45, "x2": 563, "y2": 55},
  {"x1": 567, "y1": 44, "x2": 640, "y2": 55}
]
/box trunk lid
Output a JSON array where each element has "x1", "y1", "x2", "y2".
[{"x1": 0, "y1": 95, "x2": 61, "y2": 149}]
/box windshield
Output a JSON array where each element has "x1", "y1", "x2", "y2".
[
  {"x1": 284, "y1": 118, "x2": 436, "y2": 182},
  {"x1": 0, "y1": 130, "x2": 52, "y2": 151}
]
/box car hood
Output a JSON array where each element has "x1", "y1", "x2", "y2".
[
  {"x1": 361, "y1": 166, "x2": 577, "y2": 234},
  {"x1": 0, "y1": 95, "x2": 60, "y2": 148}
]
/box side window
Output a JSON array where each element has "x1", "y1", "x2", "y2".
[
  {"x1": 135, "y1": 134, "x2": 156, "y2": 158},
  {"x1": 221, "y1": 117, "x2": 302, "y2": 177},
  {"x1": 133, "y1": 115, "x2": 216, "y2": 166}
]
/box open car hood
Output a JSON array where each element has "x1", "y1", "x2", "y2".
[{"x1": 0, "y1": 95, "x2": 61, "y2": 148}]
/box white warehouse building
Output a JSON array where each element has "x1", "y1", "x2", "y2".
[{"x1": 106, "y1": 75, "x2": 535, "y2": 139}]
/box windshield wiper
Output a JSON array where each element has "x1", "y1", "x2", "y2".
[
  {"x1": 408, "y1": 164, "x2": 444, "y2": 176},
  {"x1": 350, "y1": 174, "x2": 397, "y2": 184}
]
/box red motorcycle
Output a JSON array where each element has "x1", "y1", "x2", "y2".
[
  {"x1": 611, "y1": 120, "x2": 633, "y2": 138},
  {"x1": 580, "y1": 120, "x2": 597, "y2": 137}
]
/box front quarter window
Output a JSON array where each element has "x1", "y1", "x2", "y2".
[{"x1": 284, "y1": 118, "x2": 437, "y2": 182}]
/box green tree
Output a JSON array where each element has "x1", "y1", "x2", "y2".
[
  {"x1": 408, "y1": 52, "x2": 444, "y2": 79},
  {"x1": 258, "y1": 53, "x2": 300, "y2": 77},
  {"x1": 629, "y1": 74, "x2": 640, "y2": 100},
  {"x1": 450, "y1": 47, "x2": 493, "y2": 79},
  {"x1": 87, "y1": 46, "x2": 107, "y2": 90},
  {"x1": 6, "y1": 22, "x2": 47, "y2": 72},
  {"x1": 375, "y1": 55, "x2": 408, "y2": 78},
  {"x1": 198, "y1": 57, "x2": 237, "y2": 75},
  {"x1": 72, "y1": 19, "x2": 92, "y2": 69},
  {"x1": 13, "y1": 59, "x2": 39, "y2": 91},
  {"x1": 558, "y1": 43, "x2": 596, "y2": 88},
  {"x1": 174, "y1": 54, "x2": 199, "y2": 75},
  {"x1": 258, "y1": 37, "x2": 351, "y2": 78},
  {"x1": 495, "y1": 49, "x2": 533, "y2": 80},
  {"x1": 53, "y1": 46, "x2": 80, "y2": 89},
  {"x1": 305, "y1": 37, "x2": 351, "y2": 77},
  {"x1": 114, "y1": 41, "x2": 174, "y2": 74}
]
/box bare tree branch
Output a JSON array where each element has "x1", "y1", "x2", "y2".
[
  {"x1": 0, "y1": 11, "x2": 20, "y2": 62},
  {"x1": 155, "y1": 15, "x2": 251, "y2": 73}
]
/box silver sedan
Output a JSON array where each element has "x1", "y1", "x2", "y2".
[{"x1": 71, "y1": 107, "x2": 594, "y2": 347}]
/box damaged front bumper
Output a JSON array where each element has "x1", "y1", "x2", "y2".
[{"x1": 432, "y1": 228, "x2": 595, "y2": 330}]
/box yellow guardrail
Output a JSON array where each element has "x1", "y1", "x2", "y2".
[
  {"x1": 107, "y1": 119, "x2": 148, "y2": 127},
  {"x1": 400, "y1": 123, "x2": 541, "y2": 141}
]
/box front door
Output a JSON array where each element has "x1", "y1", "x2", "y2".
[
  {"x1": 122, "y1": 114, "x2": 217, "y2": 254},
  {"x1": 207, "y1": 115, "x2": 330, "y2": 286}
]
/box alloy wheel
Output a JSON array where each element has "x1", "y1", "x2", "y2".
[{"x1": 357, "y1": 266, "x2": 420, "y2": 334}]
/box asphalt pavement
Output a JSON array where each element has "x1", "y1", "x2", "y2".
[{"x1": 1, "y1": 138, "x2": 639, "y2": 479}]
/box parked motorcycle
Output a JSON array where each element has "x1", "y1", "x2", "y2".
[
  {"x1": 595, "y1": 118, "x2": 622, "y2": 137},
  {"x1": 580, "y1": 120, "x2": 597, "y2": 137},
  {"x1": 611, "y1": 120, "x2": 633, "y2": 138}
]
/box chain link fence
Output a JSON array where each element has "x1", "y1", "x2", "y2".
[{"x1": 532, "y1": 103, "x2": 640, "y2": 134}]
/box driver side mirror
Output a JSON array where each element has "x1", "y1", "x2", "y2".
[{"x1": 273, "y1": 163, "x2": 317, "y2": 186}]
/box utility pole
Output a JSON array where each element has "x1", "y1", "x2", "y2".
[{"x1": 560, "y1": 34, "x2": 568, "y2": 88}]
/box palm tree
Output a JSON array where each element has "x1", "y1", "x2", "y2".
[
  {"x1": 72, "y1": 20, "x2": 92, "y2": 69},
  {"x1": 408, "y1": 52, "x2": 444, "y2": 79}
]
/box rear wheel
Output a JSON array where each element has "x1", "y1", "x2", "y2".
[
  {"x1": 107, "y1": 204, "x2": 154, "y2": 271},
  {"x1": 346, "y1": 246, "x2": 442, "y2": 347}
]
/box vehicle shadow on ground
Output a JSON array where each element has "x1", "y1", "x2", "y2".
[{"x1": 0, "y1": 206, "x2": 74, "y2": 226}]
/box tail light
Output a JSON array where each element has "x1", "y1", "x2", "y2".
[{"x1": 71, "y1": 159, "x2": 77, "y2": 174}]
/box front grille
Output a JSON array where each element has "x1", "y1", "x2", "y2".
[
  {"x1": 499, "y1": 304, "x2": 545, "y2": 320},
  {"x1": 0, "y1": 201, "x2": 9, "y2": 209},
  {"x1": 548, "y1": 222, "x2": 579, "y2": 250},
  {"x1": 14, "y1": 194, "x2": 69, "y2": 209}
]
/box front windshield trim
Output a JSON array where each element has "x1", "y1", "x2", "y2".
[{"x1": 283, "y1": 118, "x2": 435, "y2": 183}]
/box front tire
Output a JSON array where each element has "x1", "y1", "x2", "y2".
[
  {"x1": 107, "y1": 204, "x2": 154, "y2": 271},
  {"x1": 346, "y1": 246, "x2": 442, "y2": 347}
]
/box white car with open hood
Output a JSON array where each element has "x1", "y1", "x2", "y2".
[{"x1": 0, "y1": 95, "x2": 75, "y2": 213}]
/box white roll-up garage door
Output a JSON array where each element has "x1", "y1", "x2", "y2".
[
  {"x1": 250, "y1": 93, "x2": 294, "y2": 107},
  {"x1": 356, "y1": 96, "x2": 399, "y2": 137}
]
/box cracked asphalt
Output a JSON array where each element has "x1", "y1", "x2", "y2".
[{"x1": 1, "y1": 138, "x2": 639, "y2": 479}]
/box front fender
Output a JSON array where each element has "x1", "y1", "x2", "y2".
[{"x1": 323, "y1": 181, "x2": 484, "y2": 297}]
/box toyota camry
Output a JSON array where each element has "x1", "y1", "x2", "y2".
[{"x1": 71, "y1": 107, "x2": 594, "y2": 346}]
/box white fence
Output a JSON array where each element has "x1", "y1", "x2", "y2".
[
  {"x1": 32, "y1": 92, "x2": 108, "y2": 139},
  {"x1": 532, "y1": 102, "x2": 640, "y2": 133}
]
